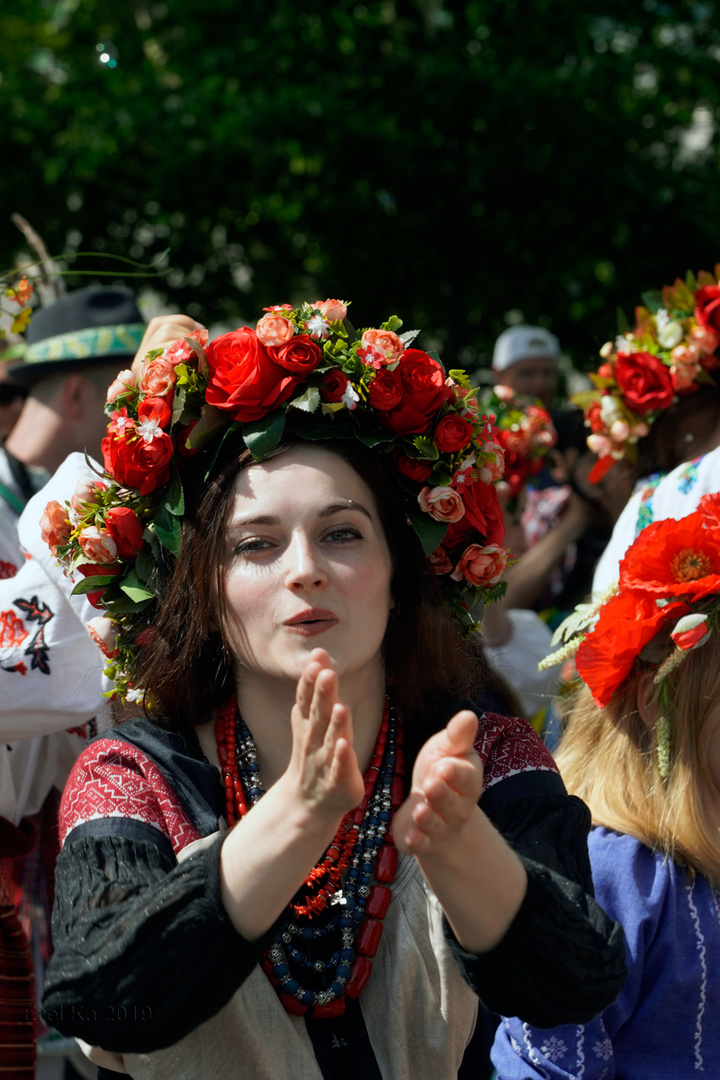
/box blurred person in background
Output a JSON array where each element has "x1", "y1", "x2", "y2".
[{"x1": 490, "y1": 325, "x2": 560, "y2": 410}]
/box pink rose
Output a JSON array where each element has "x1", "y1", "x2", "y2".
[
  {"x1": 40, "y1": 500, "x2": 72, "y2": 557},
  {"x1": 70, "y1": 480, "x2": 107, "y2": 514},
  {"x1": 106, "y1": 369, "x2": 136, "y2": 403},
  {"x1": 142, "y1": 358, "x2": 177, "y2": 400},
  {"x1": 690, "y1": 324, "x2": 718, "y2": 355},
  {"x1": 87, "y1": 616, "x2": 120, "y2": 659},
  {"x1": 361, "y1": 329, "x2": 404, "y2": 363},
  {"x1": 256, "y1": 313, "x2": 295, "y2": 347},
  {"x1": 314, "y1": 299, "x2": 348, "y2": 322},
  {"x1": 427, "y1": 545, "x2": 453, "y2": 575},
  {"x1": 78, "y1": 526, "x2": 118, "y2": 565},
  {"x1": 451, "y1": 544, "x2": 507, "y2": 587},
  {"x1": 418, "y1": 485, "x2": 465, "y2": 523}
]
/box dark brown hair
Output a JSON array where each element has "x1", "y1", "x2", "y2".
[
  {"x1": 134, "y1": 437, "x2": 482, "y2": 752},
  {"x1": 633, "y1": 385, "x2": 720, "y2": 479}
]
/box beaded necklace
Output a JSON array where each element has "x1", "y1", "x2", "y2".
[{"x1": 214, "y1": 697, "x2": 404, "y2": 1018}]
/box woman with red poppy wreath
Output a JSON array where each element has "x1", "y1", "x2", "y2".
[
  {"x1": 578, "y1": 267, "x2": 720, "y2": 595},
  {"x1": 41, "y1": 301, "x2": 624, "y2": 1080},
  {"x1": 494, "y1": 494, "x2": 720, "y2": 1079}
]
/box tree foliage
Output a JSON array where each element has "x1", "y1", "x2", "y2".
[{"x1": 2, "y1": 0, "x2": 720, "y2": 370}]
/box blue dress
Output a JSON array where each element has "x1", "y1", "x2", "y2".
[{"x1": 493, "y1": 826, "x2": 720, "y2": 1079}]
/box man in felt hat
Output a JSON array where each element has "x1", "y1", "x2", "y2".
[{"x1": 491, "y1": 325, "x2": 560, "y2": 409}]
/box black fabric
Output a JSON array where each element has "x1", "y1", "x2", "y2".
[
  {"x1": 446, "y1": 775, "x2": 627, "y2": 1029},
  {"x1": 44, "y1": 833, "x2": 281, "y2": 1053},
  {"x1": 305, "y1": 997, "x2": 383, "y2": 1080}
]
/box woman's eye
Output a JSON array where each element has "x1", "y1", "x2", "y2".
[
  {"x1": 325, "y1": 527, "x2": 362, "y2": 543},
  {"x1": 234, "y1": 538, "x2": 273, "y2": 555}
]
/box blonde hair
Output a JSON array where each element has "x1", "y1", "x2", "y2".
[{"x1": 556, "y1": 625, "x2": 720, "y2": 887}]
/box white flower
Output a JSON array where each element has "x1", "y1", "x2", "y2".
[
  {"x1": 137, "y1": 417, "x2": 163, "y2": 443},
  {"x1": 656, "y1": 320, "x2": 684, "y2": 349},
  {"x1": 125, "y1": 687, "x2": 146, "y2": 704},
  {"x1": 615, "y1": 334, "x2": 634, "y2": 355},
  {"x1": 305, "y1": 314, "x2": 330, "y2": 341},
  {"x1": 600, "y1": 395, "x2": 623, "y2": 424},
  {"x1": 341, "y1": 383, "x2": 360, "y2": 411}
]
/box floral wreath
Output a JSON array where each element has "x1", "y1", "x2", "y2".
[
  {"x1": 574, "y1": 268, "x2": 720, "y2": 483},
  {"x1": 41, "y1": 299, "x2": 510, "y2": 701},
  {"x1": 541, "y1": 492, "x2": 720, "y2": 775},
  {"x1": 482, "y1": 386, "x2": 557, "y2": 506}
]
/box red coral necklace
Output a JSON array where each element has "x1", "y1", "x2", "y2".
[{"x1": 215, "y1": 697, "x2": 404, "y2": 1017}]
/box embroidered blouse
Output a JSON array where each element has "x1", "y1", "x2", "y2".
[
  {"x1": 492, "y1": 826, "x2": 720, "y2": 1079},
  {"x1": 42, "y1": 710, "x2": 626, "y2": 1080}
]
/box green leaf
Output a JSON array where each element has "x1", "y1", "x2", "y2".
[
  {"x1": 412, "y1": 435, "x2": 439, "y2": 460},
  {"x1": 425, "y1": 349, "x2": 446, "y2": 373},
  {"x1": 120, "y1": 570, "x2": 156, "y2": 603},
  {"x1": 355, "y1": 427, "x2": 395, "y2": 448},
  {"x1": 289, "y1": 386, "x2": 321, "y2": 413},
  {"x1": 165, "y1": 467, "x2": 185, "y2": 517},
  {"x1": 153, "y1": 506, "x2": 182, "y2": 555},
  {"x1": 106, "y1": 593, "x2": 154, "y2": 615},
  {"x1": 640, "y1": 291, "x2": 662, "y2": 314},
  {"x1": 448, "y1": 368, "x2": 471, "y2": 388},
  {"x1": 71, "y1": 574, "x2": 117, "y2": 596},
  {"x1": 405, "y1": 504, "x2": 448, "y2": 556},
  {"x1": 381, "y1": 315, "x2": 403, "y2": 333},
  {"x1": 243, "y1": 410, "x2": 286, "y2": 461}
]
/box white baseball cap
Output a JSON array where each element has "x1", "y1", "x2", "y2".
[{"x1": 492, "y1": 325, "x2": 560, "y2": 372}]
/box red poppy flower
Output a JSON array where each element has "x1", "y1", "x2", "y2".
[
  {"x1": 619, "y1": 510, "x2": 720, "y2": 601},
  {"x1": 576, "y1": 591, "x2": 689, "y2": 706}
]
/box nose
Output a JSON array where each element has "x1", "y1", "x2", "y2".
[{"x1": 284, "y1": 532, "x2": 327, "y2": 591}]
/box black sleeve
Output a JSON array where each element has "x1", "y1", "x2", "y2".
[
  {"x1": 445, "y1": 771, "x2": 627, "y2": 1028},
  {"x1": 42, "y1": 830, "x2": 279, "y2": 1053}
]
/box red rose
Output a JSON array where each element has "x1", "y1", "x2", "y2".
[
  {"x1": 381, "y1": 350, "x2": 455, "y2": 435},
  {"x1": 368, "y1": 370, "x2": 403, "y2": 411},
  {"x1": 77, "y1": 563, "x2": 121, "y2": 609},
  {"x1": 444, "y1": 478, "x2": 504, "y2": 549},
  {"x1": 694, "y1": 285, "x2": 720, "y2": 335},
  {"x1": 267, "y1": 336, "x2": 323, "y2": 374},
  {"x1": 321, "y1": 370, "x2": 350, "y2": 403},
  {"x1": 434, "y1": 414, "x2": 473, "y2": 453},
  {"x1": 205, "y1": 327, "x2": 300, "y2": 422},
  {"x1": 138, "y1": 396, "x2": 172, "y2": 428},
  {"x1": 394, "y1": 451, "x2": 433, "y2": 483},
  {"x1": 105, "y1": 506, "x2": 144, "y2": 559},
  {"x1": 102, "y1": 430, "x2": 174, "y2": 496},
  {"x1": 614, "y1": 352, "x2": 674, "y2": 414}
]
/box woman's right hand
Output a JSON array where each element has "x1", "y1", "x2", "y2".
[{"x1": 287, "y1": 649, "x2": 365, "y2": 819}]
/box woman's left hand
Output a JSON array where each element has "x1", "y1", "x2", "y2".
[{"x1": 394, "y1": 710, "x2": 483, "y2": 856}]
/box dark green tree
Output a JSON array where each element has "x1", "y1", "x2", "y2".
[{"x1": 2, "y1": 0, "x2": 720, "y2": 370}]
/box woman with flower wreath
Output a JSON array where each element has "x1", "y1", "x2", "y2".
[
  {"x1": 493, "y1": 494, "x2": 720, "y2": 1079},
  {"x1": 575, "y1": 267, "x2": 720, "y2": 595},
  {"x1": 41, "y1": 301, "x2": 624, "y2": 1080}
]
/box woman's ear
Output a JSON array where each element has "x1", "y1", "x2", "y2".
[{"x1": 636, "y1": 670, "x2": 659, "y2": 730}]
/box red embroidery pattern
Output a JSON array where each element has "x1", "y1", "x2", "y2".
[
  {"x1": 0, "y1": 560, "x2": 18, "y2": 580},
  {"x1": 59, "y1": 740, "x2": 201, "y2": 854},
  {"x1": 0, "y1": 610, "x2": 28, "y2": 648},
  {"x1": 475, "y1": 712, "x2": 558, "y2": 789}
]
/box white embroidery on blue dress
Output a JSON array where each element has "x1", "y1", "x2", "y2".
[
  {"x1": 593, "y1": 1036, "x2": 612, "y2": 1062},
  {"x1": 522, "y1": 1021, "x2": 552, "y2": 1079},
  {"x1": 686, "y1": 879, "x2": 707, "y2": 1071},
  {"x1": 539, "y1": 1034, "x2": 568, "y2": 1062},
  {"x1": 576, "y1": 1024, "x2": 586, "y2": 1079}
]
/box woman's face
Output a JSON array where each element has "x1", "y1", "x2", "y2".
[{"x1": 221, "y1": 444, "x2": 394, "y2": 696}]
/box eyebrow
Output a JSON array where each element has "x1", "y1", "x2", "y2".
[{"x1": 230, "y1": 500, "x2": 373, "y2": 528}]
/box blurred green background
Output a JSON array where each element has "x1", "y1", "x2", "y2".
[{"x1": 2, "y1": 0, "x2": 720, "y2": 372}]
